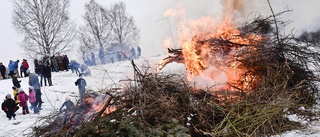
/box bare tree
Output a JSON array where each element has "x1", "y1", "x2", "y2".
[
  {"x1": 107, "y1": 2, "x2": 140, "y2": 47},
  {"x1": 79, "y1": 0, "x2": 111, "y2": 51},
  {"x1": 12, "y1": 0, "x2": 76, "y2": 58},
  {"x1": 78, "y1": 32, "x2": 94, "y2": 61}
]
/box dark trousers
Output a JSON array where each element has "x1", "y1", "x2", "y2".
[
  {"x1": 0, "y1": 71, "x2": 5, "y2": 79},
  {"x1": 47, "y1": 78, "x2": 53, "y2": 86},
  {"x1": 22, "y1": 105, "x2": 29, "y2": 114},
  {"x1": 30, "y1": 102, "x2": 39, "y2": 113},
  {"x1": 6, "y1": 109, "x2": 16, "y2": 119},
  {"x1": 36, "y1": 89, "x2": 43, "y2": 109},
  {"x1": 40, "y1": 74, "x2": 47, "y2": 86}
]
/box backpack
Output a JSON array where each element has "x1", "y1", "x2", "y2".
[{"x1": 1, "y1": 100, "x2": 6, "y2": 112}]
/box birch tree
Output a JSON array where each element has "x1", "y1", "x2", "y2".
[
  {"x1": 12, "y1": 0, "x2": 76, "y2": 58},
  {"x1": 79, "y1": 0, "x2": 111, "y2": 51},
  {"x1": 107, "y1": 2, "x2": 139, "y2": 47}
]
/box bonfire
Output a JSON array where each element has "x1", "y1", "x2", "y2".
[{"x1": 33, "y1": 2, "x2": 320, "y2": 137}]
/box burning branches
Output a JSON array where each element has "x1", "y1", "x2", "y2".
[{"x1": 33, "y1": 9, "x2": 320, "y2": 137}]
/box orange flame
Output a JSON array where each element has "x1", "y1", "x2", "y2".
[{"x1": 158, "y1": 14, "x2": 263, "y2": 91}]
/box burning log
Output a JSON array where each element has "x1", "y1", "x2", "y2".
[{"x1": 33, "y1": 9, "x2": 320, "y2": 137}]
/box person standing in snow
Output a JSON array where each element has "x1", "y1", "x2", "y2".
[
  {"x1": 137, "y1": 46, "x2": 141, "y2": 58},
  {"x1": 18, "y1": 89, "x2": 29, "y2": 115},
  {"x1": 28, "y1": 86, "x2": 39, "y2": 114},
  {"x1": 44, "y1": 63, "x2": 53, "y2": 86},
  {"x1": 8, "y1": 60, "x2": 15, "y2": 78},
  {"x1": 109, "y1": 50, "x2": 114, "y2": 63},
  {"x1": 91, "y1": 52, "x2": 96, "y2": 66},
  {"x1": 39, "y1": 61, "x2": 47, "y2": 86},
  {"x1": 27, "y1": 70, "x2": 43, "y2": 110},
  {"x1": 75, "y1": 74, "x2": 87, "y2": 99},
  {"x1": 131, "y1": 47, "x2": 136, "y2": 59},
  {"x1": 117, "y1": 52, "x2": 122, "y2": 62},
  {"x1": 12, "y1": 73, "x2": 21, "y2": 89},
  {"x1": 0, "y1": 62, "x2": 6, "y2": 79},
  {"x1": 21, "y1": 59, "x2": 29, "y2": 77},
  {"x1": 2, "y1": 94, "x2": 17, "y2": 120},
  {"x1": 12, "y1": 86, "x2": 19, "y2": 105},
  {"x1": 14, "y1": 60, "x2": 20, "y2": 77}
]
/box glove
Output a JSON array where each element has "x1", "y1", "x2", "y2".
[{"x1": 5, "y1": 107, "x2": 8, "y2": 112}]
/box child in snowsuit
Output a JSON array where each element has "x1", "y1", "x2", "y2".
[
  {"x1": 18, "y1": 89, "x2": 29, "y2": 114},
  {"x1": 28, "y1": 86, "x2": 39, "y2": 114},
  {"x1": 2, "y1": 94, "x2": 17, "y2": 120},
  {"x1": 12, "y1": 86, "x2": 19, "y2": 105}
]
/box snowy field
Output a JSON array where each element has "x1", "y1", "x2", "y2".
[{"x1": 0, "y1": 57, "x2": 319, "y2": 137}]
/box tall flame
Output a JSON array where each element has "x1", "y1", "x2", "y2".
[{"x1": 160, "y1": 3, "x2": 263, "y2": 91}]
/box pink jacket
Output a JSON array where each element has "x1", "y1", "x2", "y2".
[
  {"x1": 28, "y1": 90, "x2": 36, "y2": 103},
  {"x1": 18, "y1": 91, "x2": 28, "y2": 107}
]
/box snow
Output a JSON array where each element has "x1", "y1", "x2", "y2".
[
  {"x1": 0, "y1": 57, "x2": 319, "y2": 137},
  {"x1": 0, "y1": 59, "x2": 136, "y2": 136}
]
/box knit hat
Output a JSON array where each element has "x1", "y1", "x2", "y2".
[
  {"x1": 6, "y1": 94, "x2": 11, "y2": 98},
  {"x1": 18, "y1": 88, "x2": 23, "y2": 93},
  {"x1": 29, "y1": 86, "x2": 34, "y2": 90}
]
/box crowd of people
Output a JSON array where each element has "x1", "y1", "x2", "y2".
[
  {"x1": 1, "y1": 46, "x2": 143, "y2": 121},
  {"x1": 84, "y1": 46, "x2": 142, "y2": 66},
  {"x1": 0, "y1": 54, "x2": 89, "y2": 120}
]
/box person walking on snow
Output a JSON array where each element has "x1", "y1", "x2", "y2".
[
  {"x1": 75, "y1": 74, "x2": 87, "y2": 99},
  {"x1": 2, "y1": 94, "x2": 17, "y2": 120}
]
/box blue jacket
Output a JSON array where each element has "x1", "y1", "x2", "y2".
[
  {"x1": 28, "y1": 73, "x2": 40, "y2": 90},
  {"x1": 8, "y1": 61, "x2": 15, "y2": 71}
]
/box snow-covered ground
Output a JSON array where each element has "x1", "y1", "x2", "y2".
[
  {"x1": 0, "y1": 58, "x2": 140, "y2": 137},
  {"x1": 0, "y1": 57, "x2": 319, "y2": 137}
]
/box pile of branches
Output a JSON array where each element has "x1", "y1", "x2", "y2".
[{"x1": 33, "y1": 12, "x2": 320, "y2": 137}]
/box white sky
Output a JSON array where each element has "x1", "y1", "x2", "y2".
[{"x1": 1, "y1": 0, "x2": 320, "y2": 65}]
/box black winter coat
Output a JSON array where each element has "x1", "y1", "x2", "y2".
[
  {"x1": 44, "y1": 65, "x2": 52, "y2": 78},
  {"x1": 39, "y1": 64, "x2": 45, "y2": 74},
  {"x1": 2, "y1": 98, "x2": 16, "y2": 112},
  {"x1": 0, "y1": 65, "x2": 5, "y2": 73},
  {"x1": 12, "y1": 77, "x2": 21, "y2": 88}
]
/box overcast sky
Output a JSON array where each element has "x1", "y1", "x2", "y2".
[{"x1": 1, "y1": 0, "x2": 320, "y2": 65}]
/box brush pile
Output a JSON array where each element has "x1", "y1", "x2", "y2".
[{"x1": 33, "y1": 13, "x2": 320, "y2": 137}]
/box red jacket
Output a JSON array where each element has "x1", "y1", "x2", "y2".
[{"x1": 22, "y1": 61, "x2": 29, "y2": 70}]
